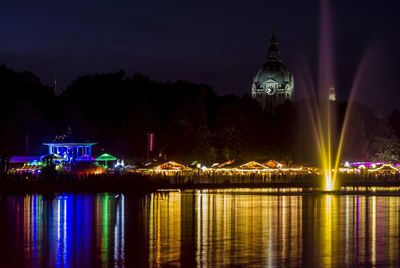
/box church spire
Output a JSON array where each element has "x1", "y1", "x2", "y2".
[
  {"x1": 267, "y1": 31, "x2": 281, "y2": 62},
  {"x1": 329, "y1": 85, "x2": 336, "y2": 101}
]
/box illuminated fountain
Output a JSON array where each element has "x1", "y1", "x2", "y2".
[
  {"x1": 302, "y1": 0, "x2": 339, "y2": 191},
  {"x1": 305, "y1": 0, "x2": 370, "y2": 191}
]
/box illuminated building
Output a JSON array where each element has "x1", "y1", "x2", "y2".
[
  {"x1": 251, "y1": 32, "x2": 294, "y2": 111},
  {"x1": 43, "y1": 142, "x2": 96, "y2": 163}
]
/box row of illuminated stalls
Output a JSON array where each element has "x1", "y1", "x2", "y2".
[
  {"x1": 132, "y1": 159, "x2": 308, "y2": 176},
  {"x1": 340, "y1": 162, "x2": 400, "y2": 175},
  {"x1": 9, "y1": 143, "x2": 400, "y2": 177},
  {"x1": 132, "y1": 159, "x2": 400, "y2": 177}
]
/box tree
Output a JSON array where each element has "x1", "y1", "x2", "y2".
[
  {"x1": 0, "y1": 150, "x2": 10, "y2": 179},
  {"x1": 41, "y1": 154, "x2": 57, "y2": 180},
  {"x1": 370, "y1": 121, "x2": 400, "y2": 162}
]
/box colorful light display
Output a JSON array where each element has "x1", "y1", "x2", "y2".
[{"x1": 43, "y1": 142, "x2": 96, "y2": 163}]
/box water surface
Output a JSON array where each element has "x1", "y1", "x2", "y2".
[{"x1": 0, "y1": 190, "x2": 399, "y2": 267}]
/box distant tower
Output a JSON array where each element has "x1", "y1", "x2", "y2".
[
  {"x1": 251, "y1": 32, "x2": 294, "y2": 111},
  {"x1": 328, "y1": 85, "x2": 336, "y2": 101}
]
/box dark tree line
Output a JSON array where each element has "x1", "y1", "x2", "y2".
[{"x1": 0, "y1": 64, "x2": 399, "y2": 165}]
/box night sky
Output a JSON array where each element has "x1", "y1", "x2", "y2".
[{"x1": 1, "y1": 0, "x2": 399, "y2": 112}]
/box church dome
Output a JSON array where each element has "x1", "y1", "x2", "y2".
[
  {"x1": 251, "y1": 32, "x2": 294, "y2": 111},
  {"x1": 253, "y1": 64, "x2": 292, "y2": 88}
]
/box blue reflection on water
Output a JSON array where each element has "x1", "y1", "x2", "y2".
[
  {"x1": 114, "y1": 195, "x2": 125, "y2": 267},
  {"x1": 56, "y1": 196, "x2": 67, "y2": 267},
  {"x1": 1, "y1": 193, "x2": 128, "y2": 267}
]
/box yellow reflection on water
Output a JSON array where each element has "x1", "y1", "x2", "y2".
[
  {"x1": 23, "y1": 195, "x2": 31, "y2": 261},
  {"x1": 321, "y1": 195, "x2": 333, "y2": 267},
  {"x1": 388, "y1": 197, "x2": 400, "y2": 265},
  {"x1": 145, "y1": 190, "x2": 400, "y2": 266},
  {"x1": 147, "y1": 190, "x2": 303, "y2": 267},
  {"x1": 320, "y1": 195, "x2": 340, "y2": 267},
  {"x1": 23, "y1": 195, "x2": 43, "y2": 264},
  {"x1": 371, "y1": 196, "x2": 376, "y2": 266},
  {"x1": 149, "y1": 192, "x2": 181, "y2": 267}
]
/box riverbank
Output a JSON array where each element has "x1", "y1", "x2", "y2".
[{"x1": 1, "y1": 172, "x2": 400, "y2": 194}]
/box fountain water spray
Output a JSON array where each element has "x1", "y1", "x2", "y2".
[
  {"x1": 306, "y1": 0, "x2": 372, "y2": 191},
  {"x1": 308, "y1": 0, "x2": 337, "y2": 191}
]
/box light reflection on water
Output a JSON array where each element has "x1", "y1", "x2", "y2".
[{"x1": 1, "y1": 190, "x2": 400, "y2": 267}]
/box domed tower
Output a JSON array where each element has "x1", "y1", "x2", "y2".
[{"x1": 251, "y1": 32, "x2": 294, "y2": 111}]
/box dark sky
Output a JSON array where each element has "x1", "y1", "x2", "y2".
[{"x1": 1, "y1": 0, "x2": 399, "y2": 112}]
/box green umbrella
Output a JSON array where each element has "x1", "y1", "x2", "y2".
[{"x1": 96, "y1": 153, "x2": 117, "y2": 166}]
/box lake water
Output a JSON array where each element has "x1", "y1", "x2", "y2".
[{"x1": 1, "y1": 190, "x2": 400, "y2": 267}]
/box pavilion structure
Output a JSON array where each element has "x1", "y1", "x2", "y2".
[{"x1": 43, "y1": 142, "x2": 96, "y2": 163}]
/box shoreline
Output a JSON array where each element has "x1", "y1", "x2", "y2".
[{"x1": 1, "y1": 173, "x2": 400, "y2": 195}]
